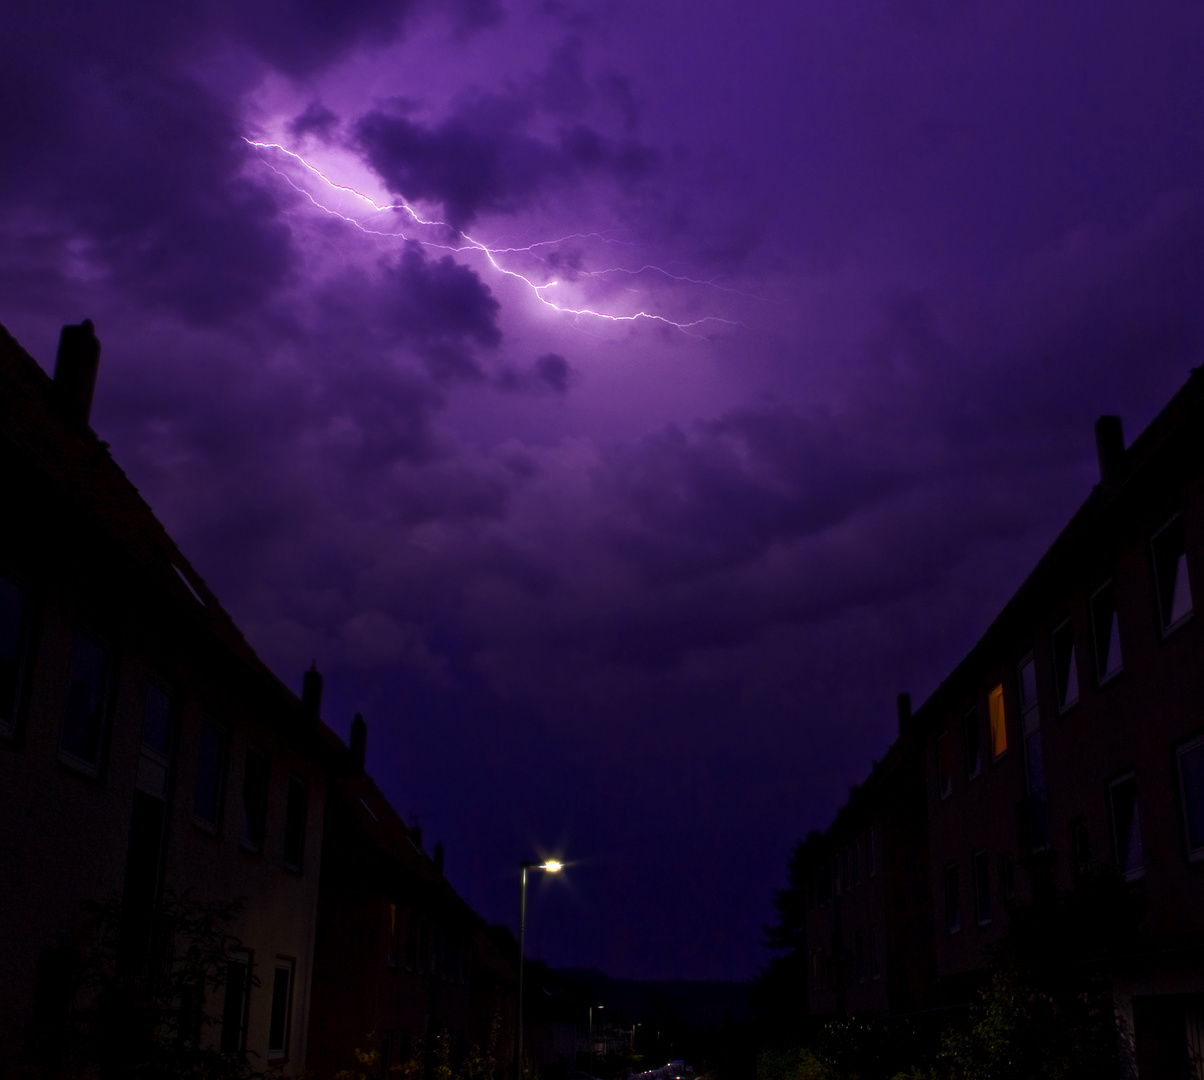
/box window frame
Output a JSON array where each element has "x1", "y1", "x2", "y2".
[
  {"x1": 988, "y1": 683, "x2": 1008, "y2": 760},
  {"x1": 1176, "y1": 733, "x2": 1204, "y2": 863},
  {"x1": 220, "y1": 948, "x2": 252, "y2": 1057},
  {"x1": 1051, "y1": 616, "x2": 1080, "y2": 713},
  {"x1": 1151, "y1": 514, "x2": 1193, "y2": 636},
  {"x1": 1090, "y1": 578, "x2": 1124, "y2": 686},
  {"x1": 1108, "y1": 770, "x2": 1144, "y2": 882},
  {"x1": 268, "y1": 956, "x2": 295, "y2": 1063}
]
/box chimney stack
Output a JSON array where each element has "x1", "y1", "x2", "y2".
[
  {"x1": 349, "y1": 712, "x2": 367, "y2": 774},
  {"x1": 301, "y1": 661, "x2": 323, "y2": 722},
  {"x1": 897, "y1": 692, "x2": 913, "y2": 738},
  {"x1": 1094, "y1": 415, "x2": 1125, "y2": 491},
  {"x1": 53, "y1": 319, "x2": 101, "y2": 428},
  {"x1": 433, "y1": 842, "x2": 445, "y2": 876}
]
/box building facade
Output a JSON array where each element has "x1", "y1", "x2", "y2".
[
  {"x1": 793, "y1": 365, "x2": 1204, "y2": 1076},
  {"x1": 0, "y1": 319, "x2": 515, "y2": 1077}
]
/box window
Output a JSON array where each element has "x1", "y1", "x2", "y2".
[
  {"x1": 1000, "y1": 852, "x2": 1014, "y2": 903},
  {"x1": 963, "y1": 707, "x2": 981, "y2": 779},
  {"x1": 240, "y1": 748, "x2": 269, "y2": 852},
  {"x1": 1051, "y1": 618, "x2": 1079, "y2": 712},
  {"x1": 1177, "y1": 735, "x2": 1204, "y2": 862},
  {"x1": 851, "y1": 839, "x2": 860, "y2": 885},
  {"x1": 937, "y1": 731, "x2": 954, "y2": 799},
  {"x1": 988, "y1": 684, "x2": 1007, "y2": 758},
  {"x1": 1091, "y1": 580, "x2": 1123, "y2": 683},
  {"x1": 944, "y1": 862, "x2": 961, "y2": 933},
  {"x1": 59, "y1": 630, "x2": 110, "y2": 772},
  {"x1": 854, "y1": 932, "x2": 865, "y2": 983},
  {"x1": 220, "y1": 949, "x2": 251, "y2": 1056},
  {"x1": 972, "y1": 849, "x2": 991, "y2": 926},
  {"x1": 135, "y1": 683, "x2": 174, "y2": 799},
  {"x1": 866, "y1": 827, "x2": 876, "y2": 877},
  {"x1": 268, "y1": 958, "x2": 294, "y2": 1062},
  {"x1": 0, "y1": 574, "x2": 30, "y2": 737},
  {"x1": 194, "y1": 720, "x2": 227, "y2": 830},
  {"x1": 869, "y1": 926, "x2": 880, "y2": 980},
  {"x1": 1152, "y1": 516, "x2": 1193, "y2": 633},
  {"x1": 283, "y1": 775, "x2": 307, "y2": 872},
  {"x1": 1109, "y1": 772, "x2": 1144, "y2": 881}
]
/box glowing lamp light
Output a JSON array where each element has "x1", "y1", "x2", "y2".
[{"x1": 541, "y1": 860, "x2": 563, "y2": 873}]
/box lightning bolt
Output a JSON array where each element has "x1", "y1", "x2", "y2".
[{"x1": 243, "y1": 139, "x2": 741, "y2": 335}]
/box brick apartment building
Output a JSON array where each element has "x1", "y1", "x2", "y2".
[
  {"x1": 793, "y1": 364, "x2": 1204, "y2": 1076},
  {"x1": 0, "y1": 320, "x2": 514, "y2": 1076}
]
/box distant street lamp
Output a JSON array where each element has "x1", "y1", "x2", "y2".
[{"x1": 516, "y1": 859, "x2": 563, "y2": 1080}]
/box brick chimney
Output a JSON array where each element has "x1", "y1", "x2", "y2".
[
  {"x1": 301, "y1": 661, "x2": 323, "y2": 722},
  {"x1": 53, "y1": 319, "x2": 101, "y2": 428}
]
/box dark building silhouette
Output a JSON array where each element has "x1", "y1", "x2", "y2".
[
  {"x1": 0, "y1": 320, "x2": 514, "y2": 1074},
  {"x1": 305, "y1": 715, "x2": 516, "y2": 1076},
  {"x1": 788, "y1": 365, "x2": 1204, "y2": 1075}
]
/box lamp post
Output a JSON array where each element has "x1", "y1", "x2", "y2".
[
  {"x1": 589, "y1": 1003, "x2": 603, "y2": 1076},
  {"x1": 516, "y1": 859, "x2": 563, "y2": 1080}
]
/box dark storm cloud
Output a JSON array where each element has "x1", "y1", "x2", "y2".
[
  {"x1": 601, "y1": 404, "x2": 906, "y2": 586},
  {"x1": 497, "y1": 352, "x2": 572, "y2": 394},
  {"x1": 290, "y1": 101, "x2": 341, "y2": 140},
  {"x1": 381, "y1": 245, "x2": 502, "y2": 347},
  {"x1": 355, "y1": 95, "x2": 658, "y2": 228}
]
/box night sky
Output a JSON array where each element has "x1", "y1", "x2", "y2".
[{"x1": 3, "y1": 1, "x2": 1204, "y2": 981}]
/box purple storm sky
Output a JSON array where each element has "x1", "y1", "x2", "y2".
[{"x1": 3, "y1": 0, "x2": 1204, "y2": 980}]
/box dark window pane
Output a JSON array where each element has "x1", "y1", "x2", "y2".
[
  {"x1": 1152, "y1": 517, "x2": 1192, "y2": 630},
  {"x1": 220, "y1": 953, "x2": 250, "y2": 1055},
  {"x1": 1110, "y1": 774, "x2": 1144, "y2": 880},
  {"x1": 60, "y1": 632, "x2": 108, "y2": 765},
  {"x1": 142, "y1": 684, "x2": 172, "y2": 755},
  {"x1": 1179, "y1": 741, "x2": 1204, "y2": 856},
  {"x1": 1091, "y1": 581, "x2": 1123, "y2": 682},
  {"x1": 195, "y1": 722, "x2": 226, "y2": 827},
  {"x1": 269, "y1": 961, "x2": 293, "y2": 1057},
  {"x1": 0, "y1": 575, "x2": 27, "y2": 730},
  {"x1": 283, "y1": 776, "x2": 307, "y2": 872},
  {"x1": 1052, "y1": 619, "x2": 1079, "y2": 710},
  {"x1": 240, "y1": 750, "x2": 269, "y2": 851}
]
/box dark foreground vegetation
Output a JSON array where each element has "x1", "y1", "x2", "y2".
[{"x1": 754, "y1": 873, "x2": 1141, "y2": 1080}]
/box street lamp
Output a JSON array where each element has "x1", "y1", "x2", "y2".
[{"x1": 516, "y1": 859, "x2": 563, "y2": 1080}]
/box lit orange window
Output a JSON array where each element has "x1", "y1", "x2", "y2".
[{"x1": 988, "y1": 684, "x2": 1007, "y2": 758}]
